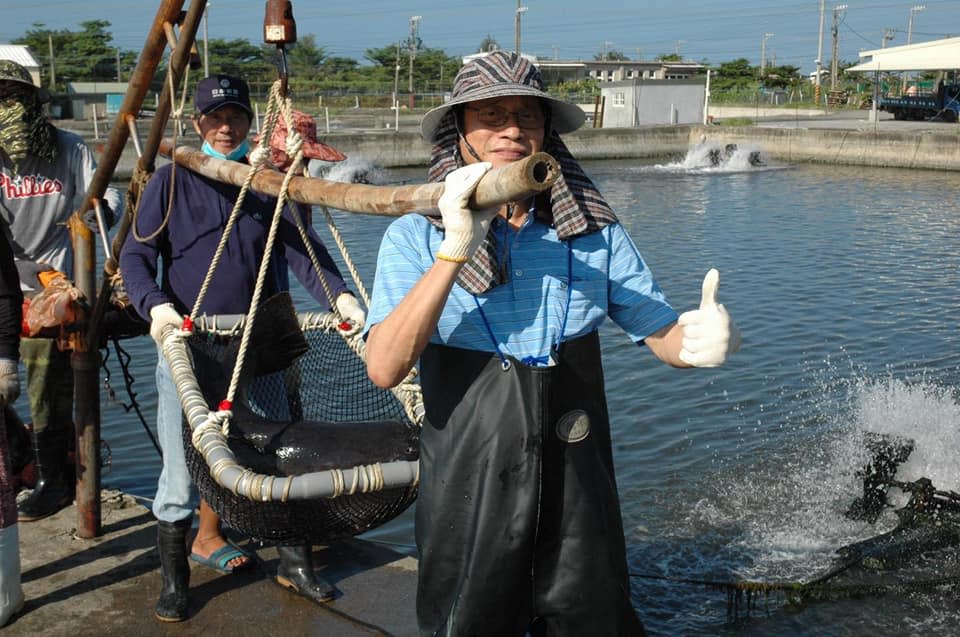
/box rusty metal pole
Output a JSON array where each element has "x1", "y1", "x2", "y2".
[
  {"x1": 96, "y1": 1, "x2": 207, "y2": 315},
  {"x1": 71, "y1": 0, "x2": 192, "y2": 539},
  {"x1": 69, "y1": 217, "x2": 102, "y2": 537}
]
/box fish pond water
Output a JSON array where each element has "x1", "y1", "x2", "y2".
[{"x1": 56, "y1": 151, "x2": 960, "y2": 635}]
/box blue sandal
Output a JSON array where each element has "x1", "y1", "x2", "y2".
[{"x1": 189, "y1": 543, "x2": 254, "y2": 574}]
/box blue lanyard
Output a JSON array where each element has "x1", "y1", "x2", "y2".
[{"x1": 473, "y1": 238, "x2": 574, "y2": 370}]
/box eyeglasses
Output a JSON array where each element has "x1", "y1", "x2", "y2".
[{"x1": 465, "y1": 105, "x2": 545, "y2": 129}]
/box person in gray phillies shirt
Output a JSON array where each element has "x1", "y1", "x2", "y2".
[{"x1": 0, "y1": 58, "x2": 122, "y2": 522}]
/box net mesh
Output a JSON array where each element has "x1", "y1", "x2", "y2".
[{"x1": 182, "y1": 317, "x2": 419, "y2": 544}]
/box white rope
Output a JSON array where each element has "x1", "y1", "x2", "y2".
[
  {"x1": 188, "y1": 80, "x2": 291, "y2": 424},
  {"x1": 317, "y1": 205, "x2": 371, "y2": 309}
]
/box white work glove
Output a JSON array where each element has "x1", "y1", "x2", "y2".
[
  {"x1": 149, "y1": 302, "x2": 184, "y2": 345},
  {"x1": 677, "y1": 269, "x2": 741, "y2": 368},
  {"x1": 0, "y1": 358, "x2": 19, "y2": 407},
  {"x1": 335, "y1": 293, "x2": 366, "y2": 336},
  {"x1": 436, "y1": 162, "x2": 497, "y2": 263}
]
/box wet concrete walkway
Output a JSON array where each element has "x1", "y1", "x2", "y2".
[{"x1": 5, "y1": 490, "x2": 418, "y2": 636}]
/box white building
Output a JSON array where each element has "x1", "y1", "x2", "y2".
[
  {"x1": 0, "y1": 44, "x2": 43, "y2": 87},
  {"x1": 600, "y1": 78, "x2": 707, "y2": 127}
]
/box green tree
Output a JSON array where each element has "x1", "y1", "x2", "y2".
[
  {"x1": 594, "y1": 49, "x2": 628, "y2": 61},
  {"x1": 478, "y1": 35, "x2": 500, "y2": 53},
  {"x1": 711, "y1": 58, "x2": 757, "y2": 91},
  {"x1": 361, "y1": 44, "x2": 459, "y2": 95},
  {"x1": 414, "y1": 48, "x2": 460, "y2": 93},
  {"x1": 14, "y1": 20, "x2": 129, "y2": 89},
  {"x1": 206, "y1": 38, "x2": 272, "y2": 95},
  {"x1": 287, "y1": 35, "x2": 326, "y2": 72},
  {"x1": 656, "y1": 53, "x2": 682, "y2": 62},
  {"x1": 257, "y1": 35, "x2": 328, "y2": 97},
  {"x1": 762, "y1": 64, "x2": 801, "y2": 90},
  {"x1": 363, "y1": 45, "x2": 399, "y2": 69},
  {"x1": 321, "y1": 57, "x2": 360, "y2": 80}
]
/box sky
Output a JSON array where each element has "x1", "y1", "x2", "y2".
[{"x1": 2, "y1": 1, "x2": 959, "y2": 74}]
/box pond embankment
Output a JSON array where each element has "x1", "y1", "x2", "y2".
[
  {"x1": 317, "y1": 125, "x2": 960, "y2": 172},
  {"x1": 84, "y1": 119, "x2": 960, "y2": 180}
]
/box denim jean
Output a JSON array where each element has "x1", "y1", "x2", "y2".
[
  {"x1": 151, "y1": 345, "x2": 293, "y2": 524},
  {"x1": 152, "y1": 350, "x2": 196, "y2": 523}
]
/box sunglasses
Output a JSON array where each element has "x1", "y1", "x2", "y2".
[{"x1": 465, "y1": 105, "x2": 545, "y2": 129}]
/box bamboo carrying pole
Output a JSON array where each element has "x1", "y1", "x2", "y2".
[{"x1": 156, "y1": 141, "x2": 561, "y2": 214}]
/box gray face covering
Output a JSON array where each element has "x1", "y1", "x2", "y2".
[{"x1": 0, "y1": 85, "x2": 57, "y2": 174}]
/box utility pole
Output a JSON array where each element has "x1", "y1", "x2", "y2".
[
  {"x1": 882, "y1": 28, "x2": 895, "y2": 48},
  {"x1": 830, "y1": 4, "x2": 847, "y2": 93},
  {"x1": 674, "y1": 40, "x2": 684, "y2": 58},
  {"x1": 870, "y1": 29, "x2": 896, "y2": 125},
  {"x1": 407, "y1": 15, "x2": 421, "y2": 109},
  {"x1": 392, "y1": 41, "x2": 401, "y2": 108},
  {"x1": 47, "y1": 33, "x2": 56, "y2": 88},
  {"x1": 815, "y1": 0, "x2": 825, "y2": 106},
  {"x1": 602, "y1": 41, "x2": 614, "y2": 61},
  {"x1": 760, "y1": 33, "x2": 774, "y2": 75},
  {"x1": 907, "y1": 5, "x2": 925, "y2": 45},
  {"x1": 515, "y1": 2, "x2": 528, "y2": 55},
  {"x1": 903, "y1": 5, "x2": 925, "y2": 93},
  {"x1": 203, "y1": 2, "x2": 210, "y2": 77}
]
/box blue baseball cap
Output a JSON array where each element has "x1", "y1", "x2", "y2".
[{"x1": 194, "y1": 75, "x2": 252, "y2": 117}]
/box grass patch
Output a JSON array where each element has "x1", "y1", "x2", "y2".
[{"x1": 717, "y1": 117, "x2": 754, "y2": 127}]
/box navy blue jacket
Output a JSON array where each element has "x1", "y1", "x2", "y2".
[{"x1": 120, "y1": 163, "x2": 348, "y2": 320}]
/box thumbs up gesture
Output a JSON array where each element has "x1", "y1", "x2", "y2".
[{"x1": 677, "y1": 269, "x2": 741, "y2": 368}]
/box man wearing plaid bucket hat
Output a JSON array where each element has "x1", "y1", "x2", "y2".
[{"x1": 365, "y1": 51, "x2": 741, "y2": 635}]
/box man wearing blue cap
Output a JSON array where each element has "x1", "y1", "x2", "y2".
[
  {"x1": 121, "y1": 74, "x2": 365, "y2": 621},
  {"x1": 365, "y1": 51, "x2": 741, "y2": 635}
]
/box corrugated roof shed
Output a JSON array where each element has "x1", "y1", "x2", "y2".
[
  {"x1": 848, "y1": 37, "x2": 960, "y2": 73},
  {"x1": 67, "y1": 82, "x2": 129, "y2": 95},
  {"x1": 0, "y1": 44, "x2": 42, "y2": 86}
]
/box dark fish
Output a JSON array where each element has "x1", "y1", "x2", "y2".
[{"x1": 187, "y1": 293, "x2": 418, "y2": 478}]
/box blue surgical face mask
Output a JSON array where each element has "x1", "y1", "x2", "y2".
[{"x1": 201, "y1": 138, "x2": 250, "y2": 161}]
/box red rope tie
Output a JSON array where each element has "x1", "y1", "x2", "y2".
[
  {"x1": 218, "y1": 399, "x2": 232, "y2": 412},
  {"x1": 181, "y1": 315, "x2": 194, "y2": 332},
  {"x1": 338, "y1": 320, "x2": 352, "y2": 331}
]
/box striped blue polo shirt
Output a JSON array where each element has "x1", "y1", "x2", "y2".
[{"x1": 366, "y1": 211, "x2": 678, "y2": 365}]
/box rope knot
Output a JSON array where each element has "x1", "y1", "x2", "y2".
[
  {"x1": 198, "y1": 407, "x2": 233, "y2": 438},
  {"x1": 285, "y1": 129, "x2": 304, "y2": 157},
  {"x1": 248, "y1": 144, "x2": 270, "y2": 169}
]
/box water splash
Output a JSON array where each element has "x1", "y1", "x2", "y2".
[
  {"x1": 309, "y1": 156, "x2": 383, "y2": 184},
  {"x1": 647, "y1": 139, "x2": 780, "y2": 174},
  {"x1": 631, "y1": 375, "x2": 960, "y2": 634}
]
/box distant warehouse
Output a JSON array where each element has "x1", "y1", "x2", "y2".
[{"x1": 600, "y1": 78, "x2": 707, "y2": 127}]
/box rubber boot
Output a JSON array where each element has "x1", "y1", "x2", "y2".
[
  {"x1": 155, "y1": 518, "x2": 192, "y2": 622},
  {"x1": 0, "y1": 525, "x2": 24, "y2": 626},
  {"x1": 17, "y1": 428, "x2": 72, "y2": 522},
  {"x1": 275, "y1": 545, "x2": 336, "y2": 604}
]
